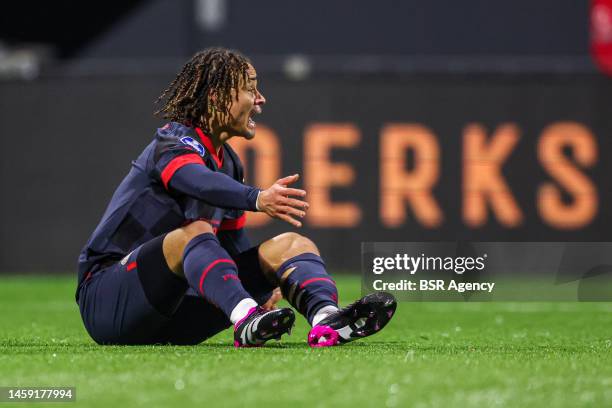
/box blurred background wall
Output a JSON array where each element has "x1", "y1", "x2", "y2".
[{"x1": 1, "y1": 0, "x2": 611, "y2": 272}]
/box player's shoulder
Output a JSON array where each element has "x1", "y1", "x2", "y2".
[
  {"x1": 153, "y1": 122, "x2": 207, "y2": 158},
  {"x1": 155, "y1": 121, "x2": 196, "y2": 141}
]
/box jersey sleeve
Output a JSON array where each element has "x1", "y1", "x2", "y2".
[{"x1": 152, "y1": 124, "x2": 260, "y2": 211}]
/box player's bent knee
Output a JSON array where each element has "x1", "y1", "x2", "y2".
[
  {"x1": 163, "y1": 220, "x2": 215, "y2": 275},
  {"x1": 258, "y1": 232, "x2": 320, "y2": 276},
  {"x1": 182, "y1": 220, "x2": 215, "y2": 237}
]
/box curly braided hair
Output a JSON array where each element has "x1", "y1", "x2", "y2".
[{"x1": 155, "y1": 48, "x2": 250, "y2": 133}]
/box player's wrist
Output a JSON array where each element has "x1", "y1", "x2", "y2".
[{"x1": 245, "y1": 187, "x2": 261, "y2": 212}]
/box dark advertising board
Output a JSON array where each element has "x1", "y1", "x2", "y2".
[{"x1": 0, "y1": 74, "x2": 611, "y2": 271}]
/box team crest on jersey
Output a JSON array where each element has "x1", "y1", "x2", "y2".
[{"x1": 179, "y1": 136, "x2": 206, "y2": 157}]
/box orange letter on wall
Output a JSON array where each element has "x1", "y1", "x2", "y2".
[
  {"x1": 537, "y1": 122, "x2": 598, "y2": 229},
  {"x1": 304, "y1": 124, "x2": 361, "y2": 227},
  {"x1": 380, "y1": 124, "x2": 442, "y2": 228},
  {"x1": 463, "y1": 123, "x2": 523, "y2": 228},
  {"x1": 229, "y1": 125, "x2": 281, "y2": 227}
]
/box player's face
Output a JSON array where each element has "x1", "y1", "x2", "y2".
[{"x1": 227, "y1": 64, "x2": 266, "y2": 139}]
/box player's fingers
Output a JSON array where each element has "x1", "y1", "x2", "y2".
[
  {"x1": 276, "y1": 213, "x2": 302, "y2": 228},
  {"x1": 261, "y1": 299, "x2": 277, "y2": 311},
  {"x1": 261, "y1": 288, "x2": 282, "y2": 310},
  {"x1": 281, "y1": 197, "x2": 309, "y2": 210},
  {"x1": 276, "y1": 174, "x2": 299, "y2": 186},
  {"x1": 277, "y1": 205, "x2": 306, "y2": 219},
  {"x1": 279, "y1": 187, "x2": 306, "y2": 197},
  {"x1": 272, "y1": 287, "x2": 282, "y2": 300}
]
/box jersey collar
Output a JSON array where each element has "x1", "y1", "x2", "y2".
[{"x1": 195, "y1": 128, "x2": 224, "y2": 168}]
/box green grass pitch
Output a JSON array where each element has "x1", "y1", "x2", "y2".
[{"x1": 1, "y1": 275, "x2": 612, "y2": 408}]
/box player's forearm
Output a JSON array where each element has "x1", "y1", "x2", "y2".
[{"x1": 168, "y1": 164, "x2": 260, "y2": 210}]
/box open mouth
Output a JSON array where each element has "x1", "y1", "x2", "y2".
[
  {"x1": 247, "y1": 115, "x2": 256, "y2": 129},
  {"x1": 248, "y1": 106, "x2": 262, "y2": 130}
]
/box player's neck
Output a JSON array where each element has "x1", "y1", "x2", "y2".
[
  {"x1": 202, "y1": 129, "x2": 225, "y2": 155},
  {"x1": 210, "y1": 132, "x2": 230, "y2": 155},
  {"x1": 203, "y1": 118, "x2": 226, "y2": 155}
]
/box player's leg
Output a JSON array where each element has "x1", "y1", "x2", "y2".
[
  {"x1": 156, "y1": 294, "x2": 233, "y2": 345},
  {"x1": 159, "y1": 233, "x2": 329, "y2": 345},
  {"x1": 78, "y1": 234, "x2": 189, "y2": 345},
  {"x1": 257, "y1": 232, "x2": 397, "y2": 347},
  {"x1": 79, "y1": 222, "x2": 295, "y2": 346},
  {"x1": 258, "y1": 232, "x2": 339, "y2": 325},
  {"x1": 157, "y1": 246, "x2": 286, "y2": 346},
  {"x1": 162, "y1": 221, "x2": 295, "y2": 347},
  {"x1": 80, "y1": 231, "x2": 238, "y2": 345},
  {"x1": 232, "y1": 246, "x2": 279, "y2": 306}
]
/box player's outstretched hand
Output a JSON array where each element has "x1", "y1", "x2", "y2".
[{"x1": 256, "y1": 174, "x2": 309, "y2": 227}]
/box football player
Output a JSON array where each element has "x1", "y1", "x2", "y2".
[{"x1": 77, "y1": 48, "x2": 396, "y2": 347}]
